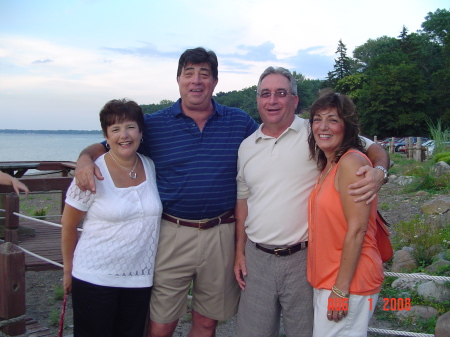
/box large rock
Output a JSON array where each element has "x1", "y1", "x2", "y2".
[
  {"x1": 435, "y1": 310, "x2": 450, "y2": 337},
  {"x1": 395, "y1": 305, "x2": 438, "y2": 322},
  {"x1": 432, "y1": 161, "x2": 450, "y2": 177},
  {"x1": 421, "y1": 196, "x2": 450, "y2": 215},
  {"x1": 417, "y1": 281, "x2": 450, "y2": 302},
  {"x1": 391, "y1": 249, "x2": 417, "y2": 272},
  {"x1": 424, "y1": 259, "x2": 450, "y2": 274},
  {"x1": 391, "y1": 276, "x2": 427, "y2": 290},
  {"x1": 434, "y1": 250, "x2": 450, "y2": 261},
  {"x1": 395, "y1": 176, "x2": 418, "y2": 186}
]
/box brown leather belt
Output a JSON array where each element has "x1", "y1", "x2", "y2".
[
  {"x1": 256, "y1": 241, "x2": 308, "y2": 256},
  {"x1": 162, "y1": 210, "x2": 235, "y2": 230}
]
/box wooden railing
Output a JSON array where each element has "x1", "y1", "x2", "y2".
[{"x1": 0, "y1": 161, "x2": 75, "y2": 336}]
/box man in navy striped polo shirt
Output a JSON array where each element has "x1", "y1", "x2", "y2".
[{"x1": 75, "y1": 47, "x2": 258, "y2": 337}]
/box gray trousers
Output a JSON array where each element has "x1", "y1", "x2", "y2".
[{"x1": 237, "y1": 240, "x2": 313, "y2": 337}]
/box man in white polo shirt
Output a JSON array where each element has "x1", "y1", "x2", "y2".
[{"x1": 234, "y1": 66, "x2": 389, "y2": 337}]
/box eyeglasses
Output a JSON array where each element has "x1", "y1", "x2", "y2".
[{"x1": 257, "y1": 90, "x2": 295, "y2": 98}]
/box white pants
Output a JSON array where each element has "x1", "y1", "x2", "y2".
[{"x1": 313, "y1": 288, "x2": 378, "y2": 337}]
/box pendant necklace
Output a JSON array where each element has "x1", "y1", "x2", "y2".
[
  {"x1": 319, "y1": 162, "x2": 334, "y2": 185},
  {"x1": 108, "y1": 151, "x2": 138, "y2": 179}
]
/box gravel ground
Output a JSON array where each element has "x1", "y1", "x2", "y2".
[{"x1": 21, "y1": 177, "x2": 441, "y2": 336}]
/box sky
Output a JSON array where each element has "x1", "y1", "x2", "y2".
[{"x1": 0, "y1": 0, "x2": 448, "y2": 130}]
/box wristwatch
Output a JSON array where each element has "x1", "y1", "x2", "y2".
[{"x1": 375, "y1": 166, "x2": 389, "y2": 184}]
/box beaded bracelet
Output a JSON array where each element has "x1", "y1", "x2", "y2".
[{"x1": 332, "y1": 285, "x2": 349, "y2": 298}]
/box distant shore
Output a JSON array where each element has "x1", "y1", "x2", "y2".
[{"x1": 0, "y1": 129, "x2": 102, "y2": 134}]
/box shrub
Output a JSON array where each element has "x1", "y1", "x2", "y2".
[
  {"x1": 33, "y1": 208, "x2": 48, "y2": 217},
  {"x1": 393, "y1": 215, "x2": 450, "y2": 266},
  {"x1": 433, "y1": 152, "x2": 450, "y2": 163}
]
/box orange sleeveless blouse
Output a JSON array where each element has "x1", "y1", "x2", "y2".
[{"x1": 307, "y1": 150, "x2": 384, "y2": 295}]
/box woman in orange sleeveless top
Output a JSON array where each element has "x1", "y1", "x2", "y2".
[{"x1": 307, "y1": 89, "x2": 384, "y2": 337}]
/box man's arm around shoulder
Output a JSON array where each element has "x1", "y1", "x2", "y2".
[
  {"x1": 349, "y1": 143, "x2": 390, "y2": 203},
  {"x1": 75, "y1": 143, "x2": 107, "y2": 193}
]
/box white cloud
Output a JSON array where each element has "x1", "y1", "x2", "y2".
[{"x1": 1, "y1": 0, "x2": 447, "y2": 129}]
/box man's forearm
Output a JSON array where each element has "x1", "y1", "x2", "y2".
[
  {"x1": 79, "y1": 143, "x2": 107, "y2": 162},
  {"x1": 366, "y1": 143, "x2": 389, "y2": 169},
  {"x1": 235, "y1": 199, "x2": 248, "y2": 255}
]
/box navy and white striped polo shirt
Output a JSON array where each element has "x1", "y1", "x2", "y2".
[{"x1": 139, "y1": 99, "x2": 258, "y2": 220}]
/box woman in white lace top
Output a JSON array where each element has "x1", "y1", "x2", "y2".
[{"x1": 61, "y1": 99, "x2": 162, "y2": 337}]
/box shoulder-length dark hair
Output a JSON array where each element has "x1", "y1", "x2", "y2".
[{"x1": 307, "y1": 89, "x2": 365, "y2": 171}]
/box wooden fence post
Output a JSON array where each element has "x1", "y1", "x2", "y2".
[
  {"x1": 389, "y1": 138, "x2": 395, "y2": 154},
  {"x1": 4, "y1": 193, "x2": 19, "y2": 244},
  {"x1": 0, "y1": 242, "x2": 26, "y2": 336},
  {"x1": 407, "y1": 137, "x2": 413, "y2": 158},
  {"x1": 414, "y1": 137, "x2": 424, "y2": 162}
]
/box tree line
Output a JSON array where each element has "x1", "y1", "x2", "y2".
[{"x1": 141, "y1": 8, "x2": 449, "y2": 139}]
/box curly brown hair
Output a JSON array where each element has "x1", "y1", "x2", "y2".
[{"x1": 307, "y1": 89, "x2": 365, "y2": 171}]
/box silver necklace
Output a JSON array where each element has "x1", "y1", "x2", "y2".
[{"x1": 108, "y1": 151, "x2": 138, "y2": 179}]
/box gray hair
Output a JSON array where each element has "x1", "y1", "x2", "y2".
[{"x1": 257, "y1": 67, "x2": 298, "y2": 95}]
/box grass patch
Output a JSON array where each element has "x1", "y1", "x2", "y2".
[
  {"x1": 53, "y1": 285, "x2": 64, "y2": 301},
  {"x1": 379, "y1": 202, "x2": 390, "y2": 211},
  {"x1": 49, "y1": 307, "x2": 60, "y2": 326}
]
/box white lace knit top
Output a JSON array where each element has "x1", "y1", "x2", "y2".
[{"x1": 65, "y1": 153, "x2": 162, "y2": 288}]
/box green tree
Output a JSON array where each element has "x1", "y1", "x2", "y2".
[
  {"x1": 293, "y1": 71, "x2": 322, "y2": 113},
  {"x1": 335, "y1": 73, "x2": 366, "y2": 102},
  {"x1": 214, "y1": 86, "x2": 260, "y2": 122},
  {"x1": 141, "y1": 100, "x2": 174, "y2": 114},
  {"x1": 421, "y1": 8, "x2": 450, "y2": 45},
  {"x1": 353, "y1": 36, "x2": 400, "y2": 71},
  {"x1": 324, "y1": 40, "x2": 352, "y2": 88},
  {"x1": 358, "y1": 63, "x2": 431, "y2": 137}
]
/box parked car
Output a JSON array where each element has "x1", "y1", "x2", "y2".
[
  {"x1": 423, "y1": 140, "x2": 450, "y2": 156},
  {"x1": 379, "y1": 137, "x2": 403, "y2": 148},
  {"x1": 423, "y1": 140, "x2": 435, "y2": 156},
  {"x1": 394, "y1": 137, "x2": 428, "y2": 152}
]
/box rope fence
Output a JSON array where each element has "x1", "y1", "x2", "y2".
[
  {"x1": 11, "y1": 211, "x2": 82, "y2": 232},
  {"x1": 367, "y1": 328, "x2": 434, "y2": 336},
  {"x1": 1, "y1": 210, "x2": 449, "y2": 336},
  {"x1": 384, "y1": 271, "x2": 450, "y2": 282}
]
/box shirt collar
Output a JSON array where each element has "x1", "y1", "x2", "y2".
[
  {"x1": 171, "y1": 98, "x2": 222, "y2": 118},
  {"x1": 254, "y1": 115, "x2": 306, "y2": 141}
]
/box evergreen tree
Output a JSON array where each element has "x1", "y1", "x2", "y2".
[{"x1": 324, "y1": 39, "x2": 352, "y2": 89}]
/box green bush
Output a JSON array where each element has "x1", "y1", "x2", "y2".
[
  {"x1": 33, "y1": 208, "x2": 48, "y2": 217},
  {"x1": 403, "y1": 173, "x2": 450, "y2": 193},
  {"x1": 437, "y1": 155, "x2": 450, "y2": 165},
  {"x1": 393, "y1": 215, "x2": 450, "y2": 266},
  {"x1": 433, "y1": 152, "x2": 450, "y2": 164}
]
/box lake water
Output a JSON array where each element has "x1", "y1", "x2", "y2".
[{"x1": 0, "y1": 133, "x2": 104, "y2": 164}]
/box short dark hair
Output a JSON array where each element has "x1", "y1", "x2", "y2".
[
  {"x1": 99, "y1": 99, "x2": 144, "y2": 137},
  {"x1": 307, "y1": 89, "x2": 364, "y2": 170},
  {"x1": 177, "y1": 47, "x2": 218, "y2": 81}
]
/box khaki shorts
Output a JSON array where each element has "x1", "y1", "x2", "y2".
[{"x1": 150, "y1": 217, "x2": 240, "y2": 323}]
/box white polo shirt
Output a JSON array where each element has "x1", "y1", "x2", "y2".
[{"x1": 237, "y1": 116, "x2": 373, "y2": 246}]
